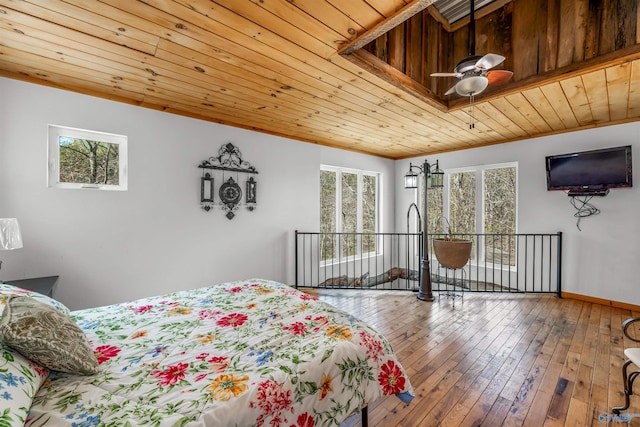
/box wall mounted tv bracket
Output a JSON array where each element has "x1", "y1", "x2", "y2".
[{"x1": 567, "y1": 188, "x2": 610, "y2": 197}]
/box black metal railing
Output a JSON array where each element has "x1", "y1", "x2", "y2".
[{"x1": 294, "y1": 231, "x2": 562, "y2": 297}]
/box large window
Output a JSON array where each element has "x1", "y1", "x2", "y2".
[
  {"x1": 48, "y1": 125, "x2": 128, "y2": 191},
  {"x1": 421, "y1": 183, "x2": 444, "y2": 236},
  {"x1": 449, "y1": 170, "x2": 476, "y2": 235},
  {"x1": 320, "y1": 166, "x2": 379, "y2": 261},
  {"x1": 445, "y1": 163, "x2": 517, "y2": 265}
]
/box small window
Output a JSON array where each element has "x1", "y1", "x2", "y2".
[{"x1": 47, "y1": 125, "x2": 128, "y2": 191}]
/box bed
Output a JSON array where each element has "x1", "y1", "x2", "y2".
[{"x1": 0, "y1": 278, "x2": 413, "y2": 426}]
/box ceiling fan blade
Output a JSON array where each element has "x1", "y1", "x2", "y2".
[
  {"x1": 431, "y1": 72, "x2": 459, "y2": 77},
  {"x1": 444, "y1": 84, "x2": 458, "y2": 96},
  {"x1": 487, "y1": 70, "x2": 514, "y2": 85},
  {"x1": 475, "y1": 53, "x2": 505, "y2": 70}
]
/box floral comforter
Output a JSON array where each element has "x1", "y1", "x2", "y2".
[{"x1": 26, "y1": 279, "x2": 413, "y2": 426}]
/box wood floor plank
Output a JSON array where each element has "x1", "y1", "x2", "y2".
[
  {"x1": 523, "y1": 306, "x2": 575, "y2": 426},
  {"x1": 301, "y1": 289, "x2": 640, "y2": 427},
  {"x1": 608, "y1": 309, "x2": 628, "y2": 414}
]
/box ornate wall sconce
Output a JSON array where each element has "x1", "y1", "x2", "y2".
[
  {"x1": 199, "y1": 143, "x2": 259, "y2": 220},
  {"x1": 246, "y1": 176, "x2": 257, "y2": 211},
  {"x1": 201, "y1": 173, "x2": 214, "y2": 211}
]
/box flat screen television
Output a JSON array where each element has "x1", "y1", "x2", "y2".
[{"x1": 545, "y1": 145, "x2": 632, "y2": 192}]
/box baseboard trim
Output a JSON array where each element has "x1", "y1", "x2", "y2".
[{"x1": 561, "y1": 291, "x2": 640, "y2": 312}]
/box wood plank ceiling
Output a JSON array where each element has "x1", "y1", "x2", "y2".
[{"x1": 0, "y1": 0, "x2": 639, "y2": 159}]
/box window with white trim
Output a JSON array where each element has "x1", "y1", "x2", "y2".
[
  {"x1": 443, "y1": 163, "x2": 517, "y2": 265},
  {"x1": 47, "y1": 125, "x2": 128, "y2": 191},
  {"x1": 319, "y1": 166, "x2": 379, "y2": 262}
]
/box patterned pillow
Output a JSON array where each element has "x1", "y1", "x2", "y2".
[
  {"x1": 0, "y1": 284, "x2": 69, "y2": 424},
  {"x1": 0, "y1": 283, "x2": 69, "y2": 315},
  {"x1": 0, "y1": 297, "x2": 98, "y2": 375},
  {"x1": 0, "y1": 342, "x2": 49, "y2": 426}
]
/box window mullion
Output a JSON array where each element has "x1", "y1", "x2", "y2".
[
  {"x1": 335, "y1": 172, "x2": 343, "y2": 233},
  {"x1": 356, "y1": 173, "x2": 363, "y2": 256},
  {"x1": 442, "y1": 174, "x2": 450, "y2": 234},
  {"x1": 478, "y1": 168, "x2": 484, "y2": 234},
  {"x1": 356, "y1": 173, "x2": 363, "y2": 233},
  {"x1": 478, "y1": 168, "x2": 485, "y2": 263}
]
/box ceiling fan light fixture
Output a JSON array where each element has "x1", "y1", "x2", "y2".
[
  {"x1": 454, "y1": 55, "x2": 483, "y2": 74},
  {"x1": 455, "y1": 75, "x2": 488, "y2": 96}
]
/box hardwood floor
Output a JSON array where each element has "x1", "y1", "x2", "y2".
[{"x1": 302, "y1": 288, "x2": 640, "y2": 427}]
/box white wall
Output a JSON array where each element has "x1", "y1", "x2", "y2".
[
  {"x1": 396, "y1": 123, "x2": 640, "y2": 306},
  {"x1": 3, "y1": 77, "x2": 639, "y2": 309},
  {"x1": 0, "y1": 78, "x2": 395, "y2": 309}
]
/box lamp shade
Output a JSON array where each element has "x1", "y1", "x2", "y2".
[
  {"x1": 430, "y1": 167, "x2": 444, "y2": 188},
  {"x1": 0, "y1": 218, "x2": 23, "y2": 250},
  {"x1": 404, "y1": 171, "x2": 418, "y2": 189},
  {"x1": 455, "y1": 75, "x2": 489, "y2": 96}
]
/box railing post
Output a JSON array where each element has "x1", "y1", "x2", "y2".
[
  {"x1": 556, "y1": 231, "x2": 562, "y2": 298},
  {"x1": 294, "y1": 230, "x2": 299, "y2": 288}
]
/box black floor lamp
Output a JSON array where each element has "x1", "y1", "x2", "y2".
[{"x1": 404, "y1": 160, "x2": 444, "y2": 301}]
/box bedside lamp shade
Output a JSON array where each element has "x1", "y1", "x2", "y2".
[{"x1": 0, "y1": 218, "x2": 23, "y2": 251}]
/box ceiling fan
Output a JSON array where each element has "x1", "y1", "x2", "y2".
[{"x1": 430, "y1": 0, "x2": 513, "y2": 128}]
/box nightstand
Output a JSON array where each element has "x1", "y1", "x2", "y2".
[{"x1": 4, "y1": 276, "x2": 59, "y2": 298}]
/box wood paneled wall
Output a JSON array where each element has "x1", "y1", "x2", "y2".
[{"x1": 364, "y1": 0, "x2": 640, "y2": 99}]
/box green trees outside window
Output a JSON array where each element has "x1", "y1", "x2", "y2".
[{"x1": 59, "y1": 138, "x2": 120, "y2": 185}]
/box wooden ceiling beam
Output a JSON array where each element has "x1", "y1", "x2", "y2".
[
  {"x1": 342, "y1": 49, "x2": 448, "y2": 112},
  {"x1": 338, "y1": 0, "x2": 438, "y2": 55},
  {"x1": 425, "y1": 5, "x2": 450, "y2": 31}
]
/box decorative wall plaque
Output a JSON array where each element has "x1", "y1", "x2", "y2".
[{"x1": 198, "y1": 143, "x2": 258, "y2": 219}]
